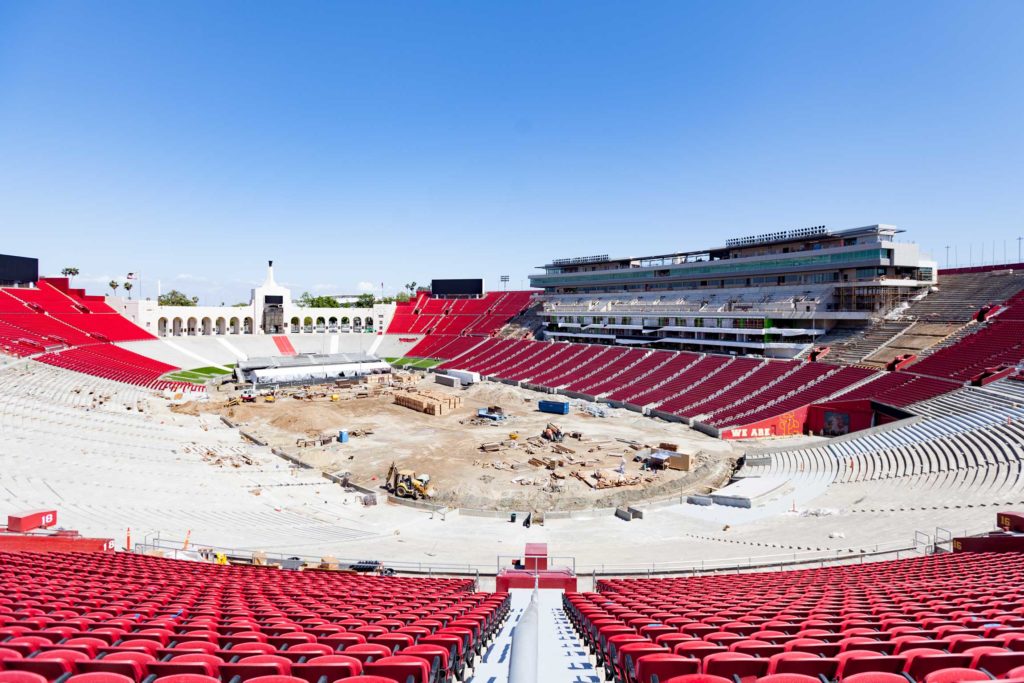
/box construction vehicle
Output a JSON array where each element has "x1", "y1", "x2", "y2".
[
  {"x1": 263, "y1": 392, "x2": 276, "y2": 403},
  {"x1": 385, "y1": 462, "x2": 435, "y2": 500},
  {"x1": 541, "y1": 423, "x2": 564, "y2": 443},
  {"x1": 240, "y1": 389, "x2": 257, "y2": 403}
]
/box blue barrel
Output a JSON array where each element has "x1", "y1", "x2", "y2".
[{"x1": 338, "y1": 430, "x2": 349, "y2": 443}]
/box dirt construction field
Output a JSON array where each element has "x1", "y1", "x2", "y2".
[{"x1": 182, "y1": 373, "x2": 741, "y2": 511}]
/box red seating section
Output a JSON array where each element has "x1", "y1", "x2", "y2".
[
  {"x1": 402, "y1": 336, "x2": 486, "y2": 361},
  {"x1": 0, "y1": 279, "x2": 187, "y2": 391},
  {"x1": 834, "y1": 373, "x2": 961, "y2": 407},
  {"x1": 0, "y1": 280, "x2": 154, "y2": 355},
  {"x1": 910, "y1": 292, "x2": 1024, "y2": 380},
  {"x1": 439, "y1": 340, "x2": 905, "y2": 429},
  {"x1": 567, "y1": 552, "x2": 1024, "y2": 683},
  {"x1": 34, "y1": 347, "x2": 194, "y2": 393},
  {"x1": 386, "y1": 291, "x2": 533, "y2": 339},
  {"x1": 0, "y1": 551, "x2": 510, "y2": 683}
]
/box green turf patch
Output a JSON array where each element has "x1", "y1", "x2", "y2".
[
  {"x1": 390, "y1": 357, "x2": 443, "y2": 369},
  {"x1": 163, "y1": 365, "x2": 234, "y2": 384},
  {"x1": 189, "y1": 366, "x2": 232, "y2": 375},
  {"x1": 163, "y1": 373, "x2": 208, "y2": 384}
]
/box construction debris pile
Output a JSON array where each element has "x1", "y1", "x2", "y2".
[
  {"x1": 471, "y1": 426, "x2": 705, "y2": 493},
  {"x1": 182, "y1": 443, "x2": 256, "y2": 468},
  {"x1": 393, "y1": 389, "x2": 464, "y2": 416}
]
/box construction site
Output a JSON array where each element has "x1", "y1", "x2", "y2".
[{"x1": 176, "y1": 369, "x2": 742, "y2": 512}]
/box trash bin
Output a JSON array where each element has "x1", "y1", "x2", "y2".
[{"x1": 510, "y1": 512, "x2": 517, "y2": 523}]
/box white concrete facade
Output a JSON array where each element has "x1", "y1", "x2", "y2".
[{"x1": 113, "y1": 262, "x2": 395, "y2": 337}]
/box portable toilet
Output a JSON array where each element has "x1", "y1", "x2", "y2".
[{"x1": 338, "y1": 430, "x2": 349, "y2": 444}]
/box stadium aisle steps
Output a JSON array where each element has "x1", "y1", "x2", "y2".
[{"x1": 272, "y1": 336, "x2": 297, "y2": 356}]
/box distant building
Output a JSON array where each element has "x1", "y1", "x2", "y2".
[
  {"x1": 529, "y1": 224, "x2": 936, "y2": 358},
  {"x1": 119, "y1": 262, "x2": 395, "y2": 337}
]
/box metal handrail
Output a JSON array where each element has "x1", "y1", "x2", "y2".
[{"x1": 133, "y1": 534, "x2": 923, "y2": 580}]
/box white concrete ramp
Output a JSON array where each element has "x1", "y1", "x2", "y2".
[{"x1": 470, "y1": 589, "x2": 598, "y2": 683}]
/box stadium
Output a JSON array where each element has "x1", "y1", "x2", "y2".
[
  {"x1": 2, "y1": 218, "x2": 1024, "y2": 683},
  {"x1": 4, "y1": 1, "x2": 1024, "y2": 681}
]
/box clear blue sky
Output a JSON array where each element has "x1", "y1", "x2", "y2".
[{"x1": 1, "y1": 1, "x2": 1022, "y2": 304}]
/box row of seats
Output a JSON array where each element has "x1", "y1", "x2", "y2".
[
  {"x1": 0, "y1": 280, "x2": 181, "y2": 392},
  {"x1": 0, "y1": 551, "x2": 510, "y2": 683},
  {"x1": 1, "y1": 280, "x2": 155, "y2": 347},
  {"x1": 910, "y1": 319, "x2": 1024, "y2": 381},
  {"x1": 401, "y1": 336, "x2": 486, "y2": 361},
  {"x1": 831, "y1": 373, "x2": 962, "y2": 407},
  {"x1": 385, "y1": 292, "x2": 533, "y2": 336},
  {"x1": 34, "y1": 346, "x2": 194, "y2": 394},
  {"x1": 438, "y1": 339, "x2": 908, "y2": 429},
  {"x1": 565, "y1": 552, "x2": 1024, "y2": 683},
  {"x1": 909, "y1": 288, "x2": 1024, "y2": 381}
]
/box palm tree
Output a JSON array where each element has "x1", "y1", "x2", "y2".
[
  {"x1": 191, "y1": 296, "x2": 199, "y2": 305},
  {"x1": 123, "y1": 282, "x2": 133, "y2": 300},
  {"x1": 108, "y1": 280, "x2": 119, "y2": 296},
  {"x1": 61, "y1": 267, "x2": 79, "y2": 283}
]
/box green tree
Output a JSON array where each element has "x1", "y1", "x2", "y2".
[
  {"x1": 297, "y1": 291, "x2": 341, "y2": 308},
  {"x1": 404, "y1": 281, "x2": 417, "y2": 294},
  {"x1": 356, "y1": 293, "x2": 376, "y2": 308},
  {"x1": 61, "y1": 267, "x2": 79, "y2": 283},
  {"x1": 108, "y1": 280, "x2": 119, "y2": 296},
  {"x1": 395, "y1": 292, "x2": 410, "y2": 303},
  {"x1": 158, "y1": 289, "x2": 196, "y2": 306},
  {"x1": 123, "y1": 282, "x2": 133, "y2": 300}
]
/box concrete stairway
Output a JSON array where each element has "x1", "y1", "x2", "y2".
[
  {"x1": 824, "y1": 320, "x2": 911, "y2": 365},
  {"x1": 907, "y1": 271, "x2": 1024, "y2": 322},
  {"x1": 469, "y1": 589, "x2": 598, "y2": 683}
]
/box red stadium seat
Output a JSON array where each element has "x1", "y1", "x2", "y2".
[
  {"x1": 634, "y1": 653, "x2": 700, "y2": 683},
  {"x1": 395, "y1": 646, "x2": 449, "y2": 682},
  {"x1": 922, "y1": 668, "x2": 991, "y2": 683},
  {"x1": 65, "y1": 674, "x2": 136, "y2": 683},
  {"x1": 0, "y1": 675, "x2": 49, "y2": 683},
  {"x1": 6, "y1": 648, "x2": 89, "y2": 679},
  {"x1": 842, "y1": 675, "x2": 911, "y2": 683},
  {"x1": 342, "y1": 644, "x2": 394, "y2": 665},
  {"x1": 363, "y1": 655, "x2": 431, "y2": 683},
  {"x1": 78, "y1": 652, "x2": 156, "y2": 682},
  {"x1": 290, "y1": 655, "x2": 363, "y2": 683},
  {"x1": 151, "y1": 677, "x2": 221, "y2": 683},
  {"x1": 702, "y1": 652, "x2": 770, "y2": 683}
]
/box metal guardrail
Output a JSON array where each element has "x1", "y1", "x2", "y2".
[
  {"x1": 576, "y1": 539, "x2": 921, "y2": 577},
  {"x1": 133, "y1": 535, "x2": 926, "y2": 583},
  {"x1": 133, "y1": 539, "x2": 481, "y2": 585}
]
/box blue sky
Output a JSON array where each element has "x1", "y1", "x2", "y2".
[{"x1": 0, "y1": 1, "x2": 1022, "y2": 304}]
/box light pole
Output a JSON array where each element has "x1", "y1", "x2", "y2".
[
  {"x1": 500, "y1": 275, "x2": 509, "y2": 291},
  {"x1": 945, "y1": 246, "x2": 950, "y2": 269},
  {"x1": 1018, "y1": 236, "x2": 1022, "y2": 264}
]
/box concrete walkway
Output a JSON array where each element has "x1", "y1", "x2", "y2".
[{"x1": 470, "y1": 589, "x2": 598, "y2": 683}]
